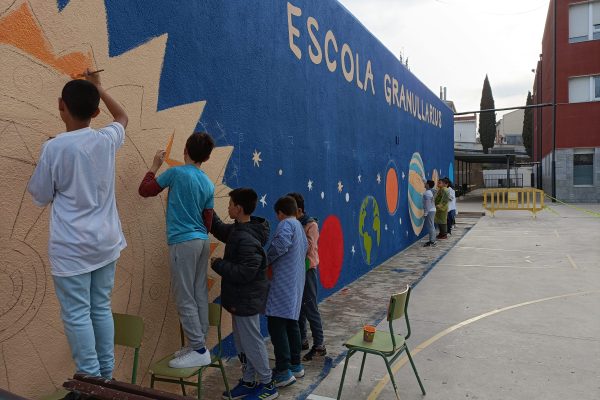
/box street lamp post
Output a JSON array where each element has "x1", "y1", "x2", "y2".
[{"x1": 551, "y1": 0, "x2": 557, "y2": 201}]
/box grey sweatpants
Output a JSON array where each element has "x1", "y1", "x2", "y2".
[
  {"x1": 233, "y1": 314, "x2": 271, "y2": 384},
  {"x1": 169, "y1": 239, "x2": 210, "y2": 350}
]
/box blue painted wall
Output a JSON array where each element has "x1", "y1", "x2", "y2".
[{"x1": 102, "y1": 0, "x2": 453, "y2": 297}]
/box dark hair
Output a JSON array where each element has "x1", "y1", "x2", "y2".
[
  {"x1": 61, "y1": 80, "x2": 100, "y2": 120},
  {"x1": 442, "y1": 177, "x2": 453, "y2": 188},
  {"x1": 229, "y1": 188, "x2": 258, "y2": 215},
  {"x1": 274, "y1": 196, "x2": 298, "y2": 217},
  {"x1": 186, "y1": 132, "x2": 215, "y2": 163},
  {"x1": 426, "y1": 180, "x2": 435, "y2": 189},
  {"x1": 286, "y1": 192, "x2": 304, "y2": 211}
]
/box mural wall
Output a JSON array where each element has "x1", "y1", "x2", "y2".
[{"x1": 0, "y1": 0, "x2": 453, "y2": 397}]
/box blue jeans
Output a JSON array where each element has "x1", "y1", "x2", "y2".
[{"x1": 53, "y1": 261, "x2": 116, "y2": 378}]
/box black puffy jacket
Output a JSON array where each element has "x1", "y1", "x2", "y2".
[{"x1": 210, "y1": 214, "x2": 270, "y2": 316}]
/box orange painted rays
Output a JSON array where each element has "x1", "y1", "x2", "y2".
[{"x1": 0, "y1": 2, "x2": 92, "y2": 77}]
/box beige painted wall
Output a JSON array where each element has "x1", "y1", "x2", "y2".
[{"x1": 0, "y1": 1, "x2": 233, "y2": 397}]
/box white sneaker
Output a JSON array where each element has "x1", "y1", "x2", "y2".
[
  {"x1": 173, "y1": 346, "x2": 192, "y2": 358},
  {"x1": 169, "y1": 349, "x2": 211, "y2": 368}
]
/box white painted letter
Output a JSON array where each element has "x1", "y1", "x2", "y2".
[
  {"x1": 364, "y1": 60, "x2": 375, "y2": 95},
  {"x1": 287, "y1": 2, "x2": 302, "y2": 60},
  {"x1": 341, "y1": 43, "x2": 354, "y2": 83},
  {"x1": 384, "y1": 74, "x2": 392, "y2": 105},
  {"x1": 325, "y1": 30, "x2": 338, "y2": 72},
  {"x1": 307, "y1": 17, "x2": 322, "y2": 65},
  {"x1": 355, "y1": 53, "x2": 363, "y2": 89}
]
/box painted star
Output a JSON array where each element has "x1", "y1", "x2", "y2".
[
  {"x1": 376, "y1": 173, "x2": 381, "y2": 184},
  {"x1": 357, "y1": 174, "x2": 362, "y2": 183},
  {"x1": 402, "y1": 171, "x2": 406, "y2": 180},
  {"x1": 399, "y1": 217, "x2": 402, "y2": 225},
  {"x1": 351, "y1": 245, "x2": 356, "y2": 256},
  {"x1": 252, "y1": 149, "x2": 262, "y2": 167},
  {"x1": 337, "y1": 181, "x2": 344, "y2": 193},
  {"x1": 259, "y1": 194, "x2": 267, "y2": 208},
  {"x1": 308, "y1": 179, "x2": 313, "y2": 191}
]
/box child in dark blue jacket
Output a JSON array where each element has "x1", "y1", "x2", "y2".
[{"x1": 210, "y1": 188, "x2": 278, "y2": 400}]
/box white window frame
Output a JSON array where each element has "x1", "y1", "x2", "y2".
[
  {"x1": 569, "y1": 1, "x2": 600, "y2": 43},
  {"x1": 568, "y1": 75, "x2": 600, "y2": 103},
  {"x1": 573, "y1": 148, "x2": 594, "y2": 187}
]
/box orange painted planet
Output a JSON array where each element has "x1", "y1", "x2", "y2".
[{"x1": 385, "y1": 167, "x2": 399, "y2": 214}]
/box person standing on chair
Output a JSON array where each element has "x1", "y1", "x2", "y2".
[
  {"x1": 138, "y1": 133, "x2": 215, "y2": 368},
  {"x1": 28, "y1": 70, "x2": 128, "y2": 379},
  {"x1": 210, "y1": 188, "x2": 279, "y2": 400},
  {"x1": 422, "y1": 180, "x2": 437, "y2": 247},
  {"x1": 286, "y1": 192, "x2": 327, "y2": 361}
]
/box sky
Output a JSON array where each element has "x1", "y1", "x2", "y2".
[{"x1": 337, "y1": 0, "x2": 550, "y2": 117}]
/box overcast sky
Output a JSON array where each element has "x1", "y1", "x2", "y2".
[{"x1": 337, "y1": 0, "x2": 549, "y2": 117}]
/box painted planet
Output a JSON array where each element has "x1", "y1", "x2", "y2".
[
  {"x1": 408, "y1": 152, "x2": 426, "y2": 235},
  {"x1": 358, "y1": 196, "x2": 381, "y2": 266},
  {"x1": 385, "y1": 165, "x2": 399, "y2": 215},
  {"x1": 317, "y1": 215, "x2": 344, "y2": 289}
]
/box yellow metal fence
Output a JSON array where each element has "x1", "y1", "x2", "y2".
[{"x1": 482, "y1": 188, "x2": 545, "y2": 217}]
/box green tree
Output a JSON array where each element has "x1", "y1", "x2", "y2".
[
  {"x1": 522, "y1": 91, "x2": 533, "y2": 157},
  {"x1": 479, "y1": 75, "x2": 496, "y2": 154}
]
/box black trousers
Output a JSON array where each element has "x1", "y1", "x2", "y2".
[
  {"x1": 299, "y1": 268, "x2": 324, "y2": 346},
  {"x1": 267, "y1": 316, "x2": 301, "y2": 372}
]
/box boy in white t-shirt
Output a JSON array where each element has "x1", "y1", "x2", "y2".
[
  {"x1": 28, "y1": 70, "x2": 128, "y2": 379},
  {"x1": 422, "y1": 180, "x2": 437, "y2": 247}
]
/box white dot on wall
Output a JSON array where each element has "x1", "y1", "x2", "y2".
[
  {"x1": 345, "y1": 193, "x2": 350, "y2": 202},
  {"x1": 321, "y1": 191, "x2": 325, "y2": 199},
  {"x1": 399, "y1": 217, "x2": 402, "y2": 225},
  {"x1": 278, "y1": 169, "x2": 283, "y2": 176}
]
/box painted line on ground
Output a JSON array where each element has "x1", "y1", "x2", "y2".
[
  {"x1": 566, "y1": 254, "x2": 578, "y2": 270},
  {"x1": 367, "y1": 290, "x2": 600, "y2": 400},
  {"x1": 306, "y1": 395, "x2": 337, "y2": 400}
]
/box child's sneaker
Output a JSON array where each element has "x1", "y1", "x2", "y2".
[
  {"x1": 302, "y1": 345, "x2": 327, "y2": 361},
  {"x1": 173, "y1": 346, "x2": 192, "y2": 358},
  {"x1": 272, "y1": 369, "x2": 296, "y2": 387},
  {"x1": 289, "y1": 363, "x2": 305, "y2": 378},
  {"x1": 168, "y1": 348, "x2": 211, "y2": 368},
  {"x1": 222, "y1": 379, "x2": 256, "y2": 399},
  {"x1": 243, "y1": 381, "x2": 279, "y2": 400}
]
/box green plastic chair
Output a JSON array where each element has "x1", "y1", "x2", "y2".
[
  {"x1": 336, "y1": 286, "x2": 426, "y2": 400},
  {"x1": 113, "y1": 312, "x2": 144, "y2": 384},
  {"x1": 149, "y1": 303, "x2": 231, "y2": 400},
  {"x1": 42, "y1": 312, "x2": 144, "y2": 400}
]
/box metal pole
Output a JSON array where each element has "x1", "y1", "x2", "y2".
[
  {"x1": 538, "y1": 54, "x2": 543, "y2": 190},
  {"x1": 551, "y1": 0, "x2": 557, "y2": 201},
  {"x1": 506, "y1": 155, "x2": 511, "y2": 188}
]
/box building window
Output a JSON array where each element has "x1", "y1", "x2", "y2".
[
  {"x1": 569, "y1": 75, "x2": 600, "y2": 103},
  {"x1": 573, "y1": 149, "x2": 594, "y2": 186},
  {"x1": 569, "y1": 1, "x2": 600, "y2": 43}
]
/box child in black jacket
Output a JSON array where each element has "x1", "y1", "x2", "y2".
[{"x1": 210, "y1": 188, "x2": 278, "y2": 400}]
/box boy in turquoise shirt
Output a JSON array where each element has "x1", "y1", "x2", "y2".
[{"x1": 139, "y1": 132, "x2": 215, "y2": 368}]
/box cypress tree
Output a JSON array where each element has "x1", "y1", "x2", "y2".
[
  {"x1": 522, "y1": 91, "x2": 533, "y2": 157},
  {"x1": 479, "y1": 75, "x2": 496, "y2": 154}
]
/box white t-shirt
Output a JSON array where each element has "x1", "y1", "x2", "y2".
[
  {"x1": 448, "y1": 187, "x2": 457, "y2": 211},
  {"x1": 28, "y1": 122, "x2": 127, "y2": 277},
  {"x1": 423, "y1": 189, "x2": 436, "y2": 213}
]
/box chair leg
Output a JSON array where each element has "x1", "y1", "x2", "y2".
[
  {"x1": 382, "y1": 356, "x2": 400, "y2": 400},
  {"x1": 405, "y1": 346, "x2": 426, "y2": 395},
  {"x1": 219, "y1": 359, "x2": 232, "y2": 399},
  {"x1": 179, "y1": 378, "x2": 186, "y2": 396},
  {"x1": 336, "y1": 351, "x2": 353, "y2": 400},
  {"x1": 150, "y1": 375, "x2": 155, "y2": 389},
  {"x1": 197, "y1": 369, "x2": 204, "y2": 400},
  {"x1": 358, "y1": 353, "x2": 367, "y2": 381}
]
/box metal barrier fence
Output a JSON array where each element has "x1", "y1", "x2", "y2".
[
  {"x1": 482, "y1": 188, "x2": 545, "y2": 217},
  {"x1": 483, "y1": 173, "x2": 523, "y2": 188}
]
